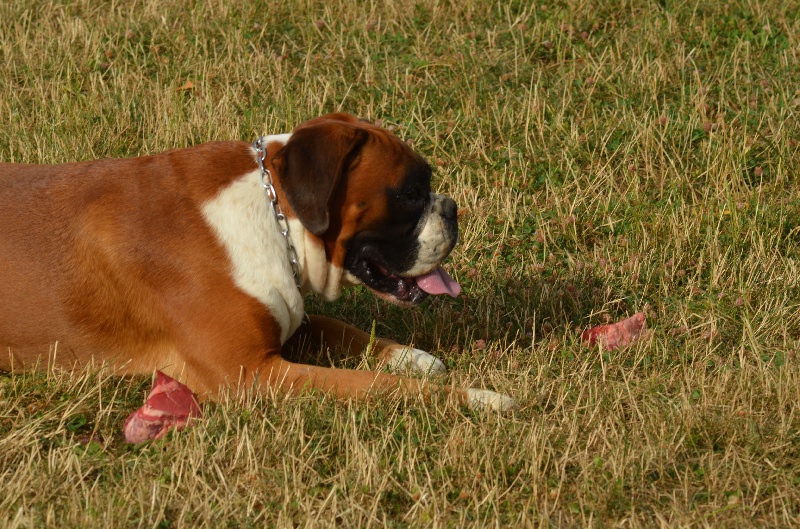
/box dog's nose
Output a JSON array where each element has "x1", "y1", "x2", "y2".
[{"x1": 441, "y1": 197, "x2": 458, "y2": 221}]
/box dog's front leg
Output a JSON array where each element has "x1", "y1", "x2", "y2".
[
  {"x1": 257, "y1": 355, "x2": 432, "y2": 401},
  {"x1": 177, "y1": 317, "x2": 515, "y2": 411},
  {"x1": 284, "y1": 315, "x2": 446, "y2": 375},
  {"x1": 255, "y1": 355, "x2": 516, "y2": 412}
]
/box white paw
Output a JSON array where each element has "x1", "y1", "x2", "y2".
[
  {"x1": 466, "y1": 388, "x2": 518, "y2": 412},
  {"x1": 385, "y1": 347, "x2": 446, "y2": 375}
]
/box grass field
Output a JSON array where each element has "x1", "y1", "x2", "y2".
[{"x1": 1, "y1": 0, "x2": 799, "y2": 526}]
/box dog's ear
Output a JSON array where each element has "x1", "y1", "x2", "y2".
[{"x1": 273, "y1": 120, "x2": 368, "y2": 235}]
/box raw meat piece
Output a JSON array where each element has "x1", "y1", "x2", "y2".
[
  {"x1": 123, "y1": 371, "x2": 201, "y2": 443},
  {"x1": 581, "y1": 312, "x2": 646, "y2": 350}
]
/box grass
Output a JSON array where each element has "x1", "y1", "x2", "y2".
[{"x1": 1, "y1": 0, "x2": 799, "y2": 526}]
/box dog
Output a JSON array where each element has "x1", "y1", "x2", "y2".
[{"x1": 0, "y1": 113, "x2": 515, "y2": 411}]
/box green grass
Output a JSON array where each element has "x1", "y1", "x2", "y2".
[{"x1": 1, "y1": 0, "x2": 799, "y2": 526}]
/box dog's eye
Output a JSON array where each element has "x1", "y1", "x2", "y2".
[
  {"x1": 400, "y1": 187, "x2": 426, "y2": 205},
  {"x1": 407, "y1": 191, "x2": 424, "y2": 203}
]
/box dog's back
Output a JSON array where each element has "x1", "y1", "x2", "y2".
[{"x1": 0, "y1": 145, "x2": 254, "y2": 372}]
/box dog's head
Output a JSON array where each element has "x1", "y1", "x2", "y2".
[{"x1": 272, "y1": 113, "x2": 460, "y2": 305}]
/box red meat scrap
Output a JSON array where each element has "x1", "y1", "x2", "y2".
[
  {"x1": 123, "y1": 371, "x2": 202, "y2": 444},
  {"x1": 581, "y1": 312, "x2": 647, "y2": 350}
]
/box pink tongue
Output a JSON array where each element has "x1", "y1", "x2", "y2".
[{"x1": 416, "y1": 266, "x2": 461, "y2": 297}]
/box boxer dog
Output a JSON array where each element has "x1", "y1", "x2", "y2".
[{"x1": 0, "y1": 113, "x2": 515, "y2": 411}]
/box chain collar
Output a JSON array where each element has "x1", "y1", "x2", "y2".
[{"x1": 253, "y1": 137, "x2": 301, "y2": 290}]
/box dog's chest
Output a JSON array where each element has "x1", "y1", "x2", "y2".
[{"x1": 201, "y1": 169, "x2": 304, "y2": 343}]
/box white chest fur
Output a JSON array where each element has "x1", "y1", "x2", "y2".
[{"x1": 201, "y1": 165, "x2": 305, "y2": 343}]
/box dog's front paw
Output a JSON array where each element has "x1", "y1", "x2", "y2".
[
  {"x1": 385, "y1": 346, "x2": 446, "y2": 375},
  {"x1": 466, "y1": 388, "x2": 518, "y2": 412}
]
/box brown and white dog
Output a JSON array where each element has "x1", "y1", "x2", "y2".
[{"x1": 0, "y1": 113, "x2": 515, "y2": 411}]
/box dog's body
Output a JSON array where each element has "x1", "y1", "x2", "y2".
[{"x1": 0, "y1": 113, "x2": 514, "y2": 410}]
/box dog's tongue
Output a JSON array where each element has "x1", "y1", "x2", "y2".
[{"x1": 416, "y1": 266, "x2": 461, "y2": 297}]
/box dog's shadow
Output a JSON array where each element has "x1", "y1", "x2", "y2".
[
  {"x1": 282, "y1": 266, "x2": 630, "y2": 370},
  {"x1": 282, "y1": 332, "x2": 366, "y2": 370}
]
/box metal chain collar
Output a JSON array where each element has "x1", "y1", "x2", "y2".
[{"x1": 253, "y1": 137, "x2": 301, "y2": 290}]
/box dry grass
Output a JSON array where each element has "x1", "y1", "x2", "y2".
[{"x1": 2, "y1": 0, "x2": 800, "y2": 526}]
